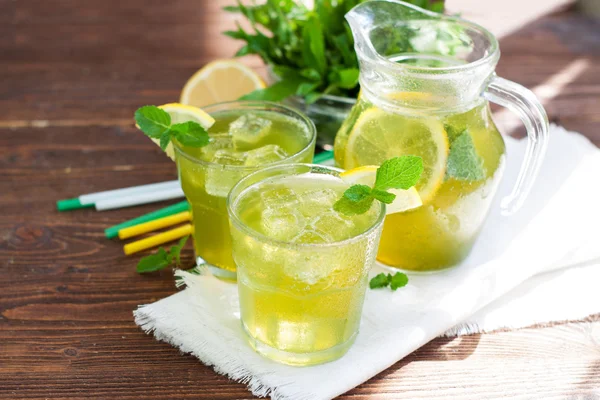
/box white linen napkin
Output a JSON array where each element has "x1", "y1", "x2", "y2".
[{"x1": 134, "y1": 125, "x2": 600, "y2": 400}]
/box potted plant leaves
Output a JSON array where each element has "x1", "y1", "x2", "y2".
[{"x1": 224, "y1": 0, "x2": 446, "y2": 146}]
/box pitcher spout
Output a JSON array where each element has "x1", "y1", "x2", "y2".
[
  {"x1": 345, "y1": 0, "x2": 500, "y2": 113},
  {"x1": 345, "y1": 0, "x2": 438, "y2": 64}
]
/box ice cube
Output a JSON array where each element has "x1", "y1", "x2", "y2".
[
  {"x1": 296, "y1": 189, "x2": 338, "y2": 216},
  {"x1": 260, "y1": 187, "x2": 299, "y2": 209},
  {"x1": 244, "y1": 145, "x2": 288, "y2": 166},
  {"x1": 204, "y1": 149, "x2": 247, "y2": 197},
  {"x1": 229, "y1": 114, "x2": 272, "y2": 149},
  {"x1": 201, "y1": 133, "x2": 233, "y2": 160},
  {"x1": 261, "y1": 208, "x2": 305, "y2": 241},
  {"x1": 309, "y1": 211, "x2": 355, "y2": 241},
  {"x1": 211, "y1": 149, "x2": 247, "y2": 165},
  {"x1": 290, "y1": 228, "x2": 334, "y2": 244},
  {"x1": 282, "y1": 243, "x2": 336, "y2": 285}
]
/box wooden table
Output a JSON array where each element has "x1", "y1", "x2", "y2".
[{"x1": 2, "y1": 1, "x2": 599, "y2": 398}]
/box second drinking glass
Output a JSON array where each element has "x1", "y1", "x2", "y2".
[
  {"x1": 174, "y1": 101, "x2": 316, "y2": 279},
  {"x1": 227, "y1": 164, "x2": 386, "y2": 365}
]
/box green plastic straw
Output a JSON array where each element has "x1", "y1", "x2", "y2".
[
  {"x1": 313, "y1": 150, "x2": 334, "y2": 164},
  {"x1": 104, "y1": 200, "x2": 190, "y2": 239},
  {"x1": 57, "y1": 198, "x2": 94, "y2": 211}
]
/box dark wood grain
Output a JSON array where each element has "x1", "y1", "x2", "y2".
[{"x1": 1, "y1": 1, "x2": 599, "y2": 399}]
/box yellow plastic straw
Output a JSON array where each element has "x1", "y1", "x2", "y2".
[
  {"x1": 118, "y1": 211, "x2": 191, "y2": 239},
  {"x1": 123, "y1": 224, "x2": 193, "y2": 255}
]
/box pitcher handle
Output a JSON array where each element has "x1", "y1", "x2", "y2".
[{"x1": 483, "y1": 74, "x2": 550, "y2": 216}]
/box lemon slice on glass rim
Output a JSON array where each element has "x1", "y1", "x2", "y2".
[
  {"x1": 343, "y1": 108, "x2": 449, "y2": 204},
  {"x1": 340, "y1": 166, "x2": 423, "y2": 215}
]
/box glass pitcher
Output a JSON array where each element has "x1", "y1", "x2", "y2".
[{"x1": 334, "y1": 0, "x2": 549, "y2": 272}]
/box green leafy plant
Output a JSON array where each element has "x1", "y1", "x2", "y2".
[
  {"x1": 334, "y1": 156, "x2": 423, "y2": 215},
  {"x1": 369, "y1": 271, "x2": 409, "y2": 290},
  {"x1": 136, "y1": 236, "x2": 190, "y2": 273},
  {"x1": 223, "y1": 0, "x2": 445, "y2": 104},
  {"x1": 134, "y1": 106, "x2": 210, "y2": 150}
]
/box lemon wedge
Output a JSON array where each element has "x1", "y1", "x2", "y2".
[
  {"x1": 340, "y1": 166, "x2": 423, "y2": 215},
  {"x1": 146, "y1": 103, "x2": 215, "y2": 161},
  {"x1": 343, "y1": 108, "x2": 449, "y2": 204},
  {"x1": 180, "y1": 59, "x2": 265, "y2": 107}
]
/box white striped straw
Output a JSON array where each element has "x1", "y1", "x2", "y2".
[
  {"x1": 94, "y1": 186, "x2": 184, "y2": 211},
  {"x1": 79, "y1": 180, "x2": 180, "y2": 206}
]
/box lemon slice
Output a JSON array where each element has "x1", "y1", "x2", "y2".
[
  {"x1": 147, "y1": 103, "x2": 215, "y2": 161},
  {"x1": 180, "y1": 59, "x2": 265, "y2": 107},
  {"x1": 343, "y1": 108, "x2": 449, "y2": 203},
  {"x1": 340, "y1": 166, "x2": 422, "y2": 214}
]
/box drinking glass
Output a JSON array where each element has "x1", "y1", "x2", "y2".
[{"x1": 227, "y1": 164, "x2": 385, "y2": 365}]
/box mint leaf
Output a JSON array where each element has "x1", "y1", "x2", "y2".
[
  {"x1": 170, "y1": 235, "x2": 189, "y2": 266},
  {"x1": 159, "y1": 132, "x2": 171, "y2": 151},
  {"x1": 334, "y1": 195, "x2": 374, "y2": 216},
  {"x1": 445, "y1": 125, "x2": 465, "y2": 142},
  {"x1": 171, "y1": 121, "x2": 210, "y2": 148},
  {"x1": 302, "y1": 15, "x2": 326, "y2": 76},
  {"x1": 334, "y1": 184, "x2": 374, "y2": 215},
  {"x1": 375, "y1": 156, "x2": 423, "y2": 191},
  {"x1": 135, "y1": 106, "x2": 171, "y2": 138},
  {"x1": 240, "y1": 78, "x2": 304, "y2": 102},
  {"x1": 136, "y1": 248, "x2": 171, "y2": 273},
  {"x1": 390, "y1": 272, "x2": 409, "y2": 290},
  {"x1": 369, "y1": 273, "x2": 391, "y2": 289},
  {"x1": 300, "y1": 68, "x2": 321, "y2": 81},
  {"x1": 369, "y1": 272, "x2": 409, "y2": 290},
  {"x1": 331, "y1": 33, "x2": 356, "y2": 66},
  {"x1": 343, "y1": 184, "x2": 372, "y2": 202},
  {"x1": 136, "y1": 235, "x2": 190, "y2": 273},
  {"x1": 446, "y1": 130, "x2": 486, "y2": 181},
  {"x1": 336, "y1": 68, "x2": 359, "y2": 89},
  {"x1": 371, "y1": 189, "x2": 396, "y2": 204},
  {"x1": 297, "y1": 81, "x2": 321, "y2": 97}
]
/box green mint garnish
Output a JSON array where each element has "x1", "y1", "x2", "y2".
[
  {"x1": 136, "y1": 236, "x2": 189, "y2": 274},
  {"x1": 134, "y1": 106, "x2": 209, "y2": 150},
  {"x1": 369, "y1": 272, "x2": 409, "y2": 291},
  {"x1": 135, "y1": 105, "x2": 171, "y2": 138},
  {"x1": 334, "y1": 156, "x2": 423, "y2": 216},
  {"x1": 445, "y1": 129, "x2": 486, "y2": 181}
]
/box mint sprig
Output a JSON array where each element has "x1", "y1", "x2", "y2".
[
  {"x1": 136, "y1": 236, "x2": 189, "y2": 274},
  {"x1": 334, "y1": 156, "x2": 423, "y2": 216},
  {"x1": 134, "y1": 106, "x2": 209, "y2": 150},
  {"x1": 369, "y1": 272, "x2": 409, "y2": 291}
]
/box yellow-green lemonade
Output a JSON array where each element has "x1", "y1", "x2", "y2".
[
  {"x1": 174, "y1": 102, "x2": 315, "y2": 278},
  {"x1": 228, "y1": 164, "x2": 384, "y2": 365},
  {"x1": 335, "y1": 98, "x2": 505, "y2": 272}
]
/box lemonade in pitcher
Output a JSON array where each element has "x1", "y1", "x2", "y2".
[
  {"x1": 336, "y1": 97, "x2": 505, "y2": 271},
  {"x1": 336, "y1": 0, "x2": 549, "y2": 272}
]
